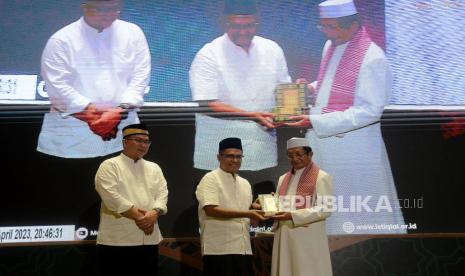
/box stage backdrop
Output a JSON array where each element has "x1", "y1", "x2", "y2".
[{"x1": 1, "y1": 0, "x2": 464, "y2": 245}]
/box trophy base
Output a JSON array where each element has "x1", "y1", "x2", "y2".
[{"x1": 258, "y1": 194, "x2": 279, "y2": 216}]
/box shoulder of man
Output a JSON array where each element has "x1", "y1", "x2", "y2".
[
  {"x1": 140, "y1": 158, "x2": 163, "y2": 171},
  {"x1": 317, "y1": 168, "x2": 331, "y2": 179},
  {"x1": 198, "y1": 169, "x2": 225, "y2": 185},
  {"x1": 96, "y1": 155, "x2": 121, "y2": 171},
  {"x1": 105, "y1": 155, "x2": 123, "y2": 164},
  {"x1": 235, "y1": 174, "x2": 251, "y2": 186},
  {"x1": 197, "y1": 35, "x2": 226, "y2": 55},
  {"x1": 253, "y1": 35, "x2": 284, "y2": 51},
  {"x1": 203, "y1": 168, "x2": 220, "y2": 179},
  {"x1": 112, "y1": 19, "x2": 141, "y2": 29},
  {"x1": 196, "y1": 170, "x2": 221, "y2": 193},
  {"x1": 278, "y1": 172, "x2": 288, "y2": 180},
  {"x1": 49, "y1": 19, "x2": 82, "y2": 41},
  {"x1": 362, "y1": 42, "x2": 388, "y2": 63},
  {"x1": 111, "y1": 19, "x2": 146, "y2": 36}
]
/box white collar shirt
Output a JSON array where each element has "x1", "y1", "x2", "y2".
[
  {"x1": 195, "y1": 168, "x2": 253, "y2": 255},
  {"x1": 95, "y1": 153, "x2": 168, "y2": 246}
]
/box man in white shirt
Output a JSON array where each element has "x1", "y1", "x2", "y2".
[
  {"x1": 95, "y1": 123, "x2": 168, "y2": 276},
  {"x1": 189, "y1": 0, "x2": 291, "y2": 171},
  {"x1": 271, "y1": 138, "x2": 333, "y2": 276},
  {"x1": 195, "y1": 137, "x2": 266, "y2": 275},
  {"x1": 37, "y1": 0, "x2": 150, "y2": 158},
  {"x1": 287, "y1": 0, "x2": 405, "y2": 234}
]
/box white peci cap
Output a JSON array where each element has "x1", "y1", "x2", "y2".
[
  {"x1": 319, "y1": 0, "x2": 358, "y2": 19},
  {"x1": 287, "y1": 137, "x2": 310, "y2": 150}
]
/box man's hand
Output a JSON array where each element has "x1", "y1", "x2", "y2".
[
  {"x1": 251, "y1": 197, "x2": 261, "y2": 210},
  {"x1": 73, "y1": 103, "x2": 101, "y2": 124},
  {"x1": 73, "y1": 104, "x2": 123, "y2": 140},
  {"x1": 295, "y1": 78, "x2": 308, "y2": 84},
  {"x1": 135, "y1": 210, "x2": 159, "y2": 235},
  {"x1": 207, "y1": 101, "x2": 276, "y2": 129},
  {"x1": 273, "y1": 211, "x2": 293, "y2": 221},
  {"x1": 122, "y1": 206, "x2": 145, "y2": 220},
  {"x1": 89, "y1": 107, "x2": 123, "y2": 139},
  {"x1": 251, "y1": 112, "x2": 276, "y2": 129},
  {"x1": 284, "y1": 115, "x2": 311, "y2": 128},
  {"x1": 142, "y1": 225, "x2": 155, "y2": 236},
  {"x1": 101, "y1": 126, "x2": 119, "y2": 141},
  {"x1": 296, "y1": 78, "x2": 316, "y2": 93},
  {"x1": 248, "y1": 210, "x2": 268, "y2": 222}
]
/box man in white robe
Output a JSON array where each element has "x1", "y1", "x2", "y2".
[
  {"x1": 287, "y1": 0, "x2": 405, "y2": 234},
  {"x1": 271, "y1": 137, "x2": 333, "y2": 276}
]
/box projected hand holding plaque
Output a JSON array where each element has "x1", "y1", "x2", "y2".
[{"x1": 273, "y1": 83, "x2": 310, "y2": 122}]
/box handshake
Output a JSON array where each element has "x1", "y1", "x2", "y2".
[{"x1": 73, "y1": 103, "x2": 127, "y2": 141}]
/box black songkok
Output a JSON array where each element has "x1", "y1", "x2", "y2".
[
  {"x1": 224, "y1": 0, "x2": 257, "y2": 15},
  {"x1": 219, "y1": 137, "x2": 243, "y2": 152}
]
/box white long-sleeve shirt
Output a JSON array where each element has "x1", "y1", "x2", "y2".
[
  {"x1": 95, "y1": 153, "x2": 168, "y2": 246},
  {"x1": 37, "y1": 17, "x2": 150, "y2": 158}
]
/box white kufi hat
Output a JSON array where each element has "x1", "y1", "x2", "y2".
[
  {"x1": 287, "y1": 137, "x2": 310, "y2": 150},
  {"x1": 319, "y1": 0, "x2": 358, "y2": 19}
]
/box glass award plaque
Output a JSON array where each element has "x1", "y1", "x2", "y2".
[
  {"x1": 258, "y1": 194, "x2": 279, "y2": 216},
  {"x1": 273, "y1": 83, "x2": 309, "y2": 122}
]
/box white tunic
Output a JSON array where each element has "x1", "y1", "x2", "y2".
[
  {"x1": 95, "y1": 153, "x2": 168, "y2": 246},
  {"x1": 37, "y1": 17, "x2": 150, "y2": 158},
  {"x1": 308, "y1": 40, "x2": 406, "y2": 234},
  {"x1": 190, "y1": 34, "x2": 291, "y2": 170},
  {"x1": 195, "y1": 168, "x2": 253, "y2": 255},
  {"x1": 272, "y1": 169, "x2": 333, "y2": 276}
]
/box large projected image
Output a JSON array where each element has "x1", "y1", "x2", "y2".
[{"x1": 0, "y1": 0, "x2": 464, "y2": 245}]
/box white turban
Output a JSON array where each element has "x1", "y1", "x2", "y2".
[
  {"x1": 287, "y1": 137, "x2": 310, "y2": 150},
  {"x1": 319, "y1": 0, "x2": 358, "y2": 19}
]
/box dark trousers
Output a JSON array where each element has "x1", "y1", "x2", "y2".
[
  {"x1": 202, "y1": 254, "x2": 253, "y2": 276},
  {"x1": 97, "y1": 244, "x2": 159, "y2": 276}
]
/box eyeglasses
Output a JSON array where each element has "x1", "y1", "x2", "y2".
[
  {"x1": 221, "y1": 154, "x2": 244, "y2": 160},
  {"x1": 316, "y1": 24, "x2": 341, "y2": 31},
  {"x1": 125, "y1": 138, "x2": 152, "y2": 145},
  {"x1": 226, "y1": 22, "x2": 259, "y2": 30},
  {"x1": 287, "y1": 152, "x2": 308, "y2": 159},
  {"x1": 84, "y1": 4, "x2": 121, "y2": 14}
]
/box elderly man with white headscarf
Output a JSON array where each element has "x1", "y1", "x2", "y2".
[{"x1": 271, "y1": 137, "x2": 333, "y2": 276}]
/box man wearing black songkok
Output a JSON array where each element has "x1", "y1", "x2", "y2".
[{"x1": 195, "y1": 137, "x2": 267, "y2": 275}]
